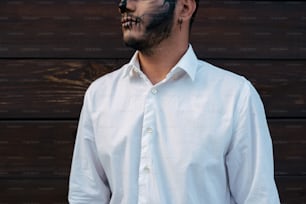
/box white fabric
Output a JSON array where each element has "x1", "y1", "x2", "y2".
[{"x1": 69, "y1": 45, "x2": 280, "y2": 204}]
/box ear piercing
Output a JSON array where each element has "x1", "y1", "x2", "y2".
[{"x1": 178, "y1": 18, "x2": 183, "y2": 31}]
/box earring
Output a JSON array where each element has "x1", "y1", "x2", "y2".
[{"x1": 178, "y1": 18, "x2": 183, "y2": 31}]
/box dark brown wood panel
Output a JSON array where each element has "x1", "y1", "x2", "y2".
[
  {"x1": 275, "y1": 177, "x2": 306, "y2": 204},
  {"x1": 270, "y1": 120, "x2": 306, "y2": 177},
  {"x1": 0, "y1": 179, "x2": 68, "y2": 204},
  {"x1": 0, "y1": 120, "x2": 305, "y2": 178},
  {"x1": 1, "y1": 59, "x2": 305, "y2": 119},
  {"x1": 0, "y1": 59, "x2": 122, "y2": 119},
  {"x1": 0, "y1": 177, "x2": 305, "y2": 204},
  {"x1": 0, "y1": 121, "x2": 77, "y2": 179},
  {"x1": 0, "y1": 178, "x2": 305, "y2": 203},
  {"x1": 193, "y1": 1, "x2": 306, "y2": 60},
  {"x1": 0, "y1": 1, "x2": 305, "y2": 203},
  {"x1": 0, "y1": 1, "x2": 305, "y2": 59}
]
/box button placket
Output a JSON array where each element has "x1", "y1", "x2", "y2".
[
  {"x1": 146, "y1": 127, "x2": 153, "y2": 133},
  {"x1": 138, "y1": 88, "x2": 156, "y2": 204},
  {"x1": 151, "y1": 88, "x2": 157, "y2": 95}
]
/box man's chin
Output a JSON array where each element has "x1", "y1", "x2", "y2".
[{"x1": 123, "y1": 37, "x2": 147, "y2": 51}]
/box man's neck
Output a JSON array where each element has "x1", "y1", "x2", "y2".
[{"x1": 138, "y1": 41, "x2": 189, "y2": 85}]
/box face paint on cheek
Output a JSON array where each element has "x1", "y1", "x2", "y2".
[
  {"x1": 143, "y1": 1, "x2": 175, "y2": 40},
  {"x1": 122, "y1": 0, "x2": 177, "y2": 53},
  {"x1": 120, "y1": 0, "x2": 174, "y2": 30},
  {"x1": 118, "y1": 0, "x2": 127, "y2": 13},
  {"x1": 145, "y1": 2, "x2": 171, "y2": 30}
]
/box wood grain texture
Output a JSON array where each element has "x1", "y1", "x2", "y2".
[
  {"x1": 0, "y1": 59, "x2": 122, "y2": 119},
  {"x1": 276, "y1": 176, "x2": 306, "y2": 204},
  {"x1": 0, "y1": 1, "x2": 305, "y2": 203},
  {"x1": 0, "y1": 177, "x2": 305, "y2": 203},
  {"x1": 0, "y1": 121, "x2": 76, "y2": 179},
  {"x1": 270, "y1": 120, "x2": 306, "y2": 177},
  {"x1": 0, "y1": 120, "x2": 305, "y2": 178},
  {"x1": 0, "y1": 178, "x2": 68, "y2": 204},
  {"x1": 0, "y1": 1, "x2": 305, "y2": 59},
  {"x1": 0, "y1": 120, "x2": 305, "y2": 203},
  {"x1": 1, "y1": 59, "x2": 305, "y2": 119}
]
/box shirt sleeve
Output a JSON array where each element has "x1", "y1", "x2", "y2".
[
  {"x1": 68, "y1": 89, "x2": 111, "y2": 204},
  {"x1": 226, "y1": 80, "x2": 280, "y2": 204}
]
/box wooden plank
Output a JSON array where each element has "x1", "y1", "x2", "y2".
[
  {"x1": 0, "y1": 178, "x2": 68, "y2": 203},
  {"x1": 0, "y1": 177, "x2": 305, "y2": 203},
  {"x1": 275, "y1": 176, "x2": 306, "y2": 204},
  {"x1": 0, "y1": 1, "x2": 305, "y2": 59},
  {"x1": 193, "y1": 1, "x2": 306, "y2": 60},
  {"x1": 1, "y1": 59, "x2": 305, "y2": 119},
  {"x1": 0, "y1": 59, "x2": 122, "y2": 119},
  {"x1": 270, "y1": 120, "x2": 306, "y2": 177},
  {"x1": 0, "y1": 120, "x2": 305, "y2": 178},
  {"x1": 0, "y1": 121, "x2": 77, "y2": 179}
]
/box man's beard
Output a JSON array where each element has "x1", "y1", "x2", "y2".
[{"x1": 123, "y1": 1, "x2": 176, "y2": 55}]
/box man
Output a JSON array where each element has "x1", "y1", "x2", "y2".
[{"x1": 69, "y1": 0, "x2": 280, "y2": 203}]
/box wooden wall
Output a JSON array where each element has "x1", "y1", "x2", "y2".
[{"x1": 0, "y1": 1, "x2": 305, "y2": 203}]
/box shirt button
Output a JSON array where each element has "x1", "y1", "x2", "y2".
[
  {"x1": 151, "y1": 88, "x2": 157, "y2": 94},
  {"x1": 144, "y1": 166, "x2": 150, "y2": 173},
  {"x1": 146, "y1": 128, "x2": 153, "y2": 133}
]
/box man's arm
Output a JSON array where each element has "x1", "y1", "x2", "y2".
[
  {"x1": 68, "y1": 90, "x2": 111, "y2": 204},
  {"x1": 226, "y1": 80, "x2": 280, "y2": 204}
]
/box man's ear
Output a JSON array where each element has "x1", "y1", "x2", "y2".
[{"x1": 178, "y1": 0, "x2": 196, "y2": 21}]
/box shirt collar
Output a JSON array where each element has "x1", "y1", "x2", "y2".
[
  {"x1": 122, "y1": 51, "x2": 141, "y2": 78},
  {"x1": 123, "y1": 44, "x2": 198, "y2": 81},
  {"x1": 169, "y1": 44, "x2": 198, "y2": 81}
]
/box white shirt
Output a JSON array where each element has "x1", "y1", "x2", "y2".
[{"x1": 68, "y1": 46, "x2": 280, "y2": 204}]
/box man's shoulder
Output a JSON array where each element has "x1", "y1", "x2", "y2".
[{"x1": 197, "y1": 59, "x2": 248, "y2": 88}]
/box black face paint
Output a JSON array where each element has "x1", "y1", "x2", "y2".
[
  {"x1": 121, "y1": 0, "x2": 177, "y2": 55},
  {"x1": 118, "y1": 0, "x2": 127, "y2": 13}
]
